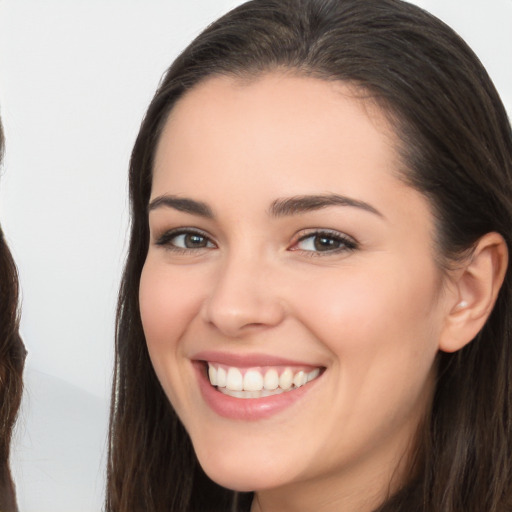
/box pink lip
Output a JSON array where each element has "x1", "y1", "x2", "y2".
[
  {"x1": 192, "y1": 353, "x2": 323, "y2": 421},
  {"x1": 192, "y1": 350, "x2": 317, "y2": 368}
]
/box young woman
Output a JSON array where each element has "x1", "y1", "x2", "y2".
[
  {"x1": 107, "y1": 0, "x2": 512, "y2": 510},
  {"x1": 0, "y1": 119, "x2": 25, "y2": 511}
]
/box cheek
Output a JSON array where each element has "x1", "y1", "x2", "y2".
[
  {"x1": 139, "y1": 258, "x2": 203, "y2": 354},
  {"x1": 308, "y1": 254, "x2": 441, "y2": 336},
  {"x1": 294, "y1": 258, "x2": 442, "y2": 391},
  {"x1": 297, "y1": 263, "x2": 441, "y2": 450},
  {"x1": 139, "y1": 258, "x2": 209, "y2": 415}
]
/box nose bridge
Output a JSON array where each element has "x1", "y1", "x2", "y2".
[{"x1": 202, "y1": 245, "x2": 284, "y2": 337}]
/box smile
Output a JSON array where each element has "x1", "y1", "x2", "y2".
[
  {"x1": 207, "y1": 363, "x2": 321, "y2": 399},
  {"x1": 194, "y1": 355, "x2": 325, "y2": 420}
]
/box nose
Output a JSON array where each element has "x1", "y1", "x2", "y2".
[{"x1": 201, "y1": 252, "x2": 286, "y2": 338}]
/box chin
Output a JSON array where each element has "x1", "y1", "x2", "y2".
[
  {"x1": 201, "y1": 468, "x2": 282, "y2": 493},
  {"x1": 194, "y1": 445, "x2": 295, "y2": 493}
]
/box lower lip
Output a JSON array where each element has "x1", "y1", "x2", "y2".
[{"x1": 194, "y1": 363, "x2": 320, "y2": 421}]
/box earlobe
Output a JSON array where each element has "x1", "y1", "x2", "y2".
[{"x1": 439, "y1": 232, "x2": 508, "y2": 353}]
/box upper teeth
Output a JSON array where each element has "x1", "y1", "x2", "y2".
[{"x1": 208, "y1": 363, "x2": 320, "y2": 393}]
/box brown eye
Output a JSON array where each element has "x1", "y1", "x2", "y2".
[
  {"x1": 313, "y1": 235, "x2": 343, "y2": 251},
  {"x1": 156, "y1": 230, "x2": 215, "y2": 250},
  {"x1": 179, "y1": 233, "x2": 211, "y2": 248},
  {"x1": 295, "y1": 231, "x2": 357, "y2": 253}
]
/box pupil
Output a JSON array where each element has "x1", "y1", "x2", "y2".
[
  {"x1": 185, "y1": 234, "x2": 206, "y2": 248},
  {"x1": 314, "y1": 236, "x2": 338, "y2": 251}
]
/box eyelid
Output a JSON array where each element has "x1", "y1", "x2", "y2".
[
  {"x1": 290, "y1": 228, "x2": 358, "y2": 254},
  {"x1": 154, "y1": 227, "x2": 217, "y2": 250},
  {"x1": 152, "y1": 226, "x2": 357, "y2": 255}
]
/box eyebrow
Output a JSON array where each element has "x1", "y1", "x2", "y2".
[
  {"x1": 269, "y1": 194, "x2": 383, "y2": 218},
  {"x1": 148, "y1": 195, "x2": 213, "y2": 218},
  {"x1": 147, "y1": 193, "x2": 383, "y2": 219}
]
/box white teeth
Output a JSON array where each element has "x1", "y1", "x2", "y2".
[
  {"x1": 208, "y1": 365, "x2": 217, "y2": 386},
  {"x1": 263, "y1": 369, "x2": 279, "y2": 390},
  {"x1": 279, "y1": 368, "x2": 293, "y2": 390},
  {"x1": 226, "y1": 367, "x2": 243, "y2": 391},
  {"x1": 243, "y1": 370, "x2": 264, "y2": 391},
  {"x1": 308, "y1": 368, "x2": 320, "y2": 381},
  {"x1": 207, "y1": 363, "x2": 322, "y2": 396},
  {"x1": 220, "y1": 387, "x2": 285, "y2": 399},
  {"x1": 217, "y1": 367, "x2": 227, "y2": 387},
  {"x1": 293, "y1": 370, "x2": 306, "y2": 388},
  {"x1": 224, "y1": 390, "x2": 245, "y2": 398}
]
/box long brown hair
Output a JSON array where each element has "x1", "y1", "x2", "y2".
[
  {"x1": 0, "y1": 119, "x2": 26, "y2": 511},
  {"x1": 107, "y1": 1, "x2": 512, "y2": 510}
]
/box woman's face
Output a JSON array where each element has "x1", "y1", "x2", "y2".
[{"x1": 140, "y1": 74, "x2": 451, "y2": 507}]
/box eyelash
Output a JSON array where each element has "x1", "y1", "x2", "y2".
[
  {"x1": 291, "y1": 230, "x2": 358, "y2": 255},
  {"x1": 154, "y1": 228, "x2": 358, "y2": 255},
  {"x1": 155, "y1": 228, "x2": 216, "y2": 253}
]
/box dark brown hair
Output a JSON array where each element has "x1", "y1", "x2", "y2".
[
  {"x1": 0, "y1": 119, "x2": 25, "y2": 511},
  {"x1": 107, "y1": 1, "x2": 512, "y2": 510}
]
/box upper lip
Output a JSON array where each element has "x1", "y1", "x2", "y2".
[{"x1": 192, "y1": 350, "x2": 323, "y2": 369}]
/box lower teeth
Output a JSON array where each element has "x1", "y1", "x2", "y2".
[{"x1": 218, "y1": 387, "x2": 296, "y2": 399}]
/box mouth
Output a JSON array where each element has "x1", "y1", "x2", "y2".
[
  {"x1": 206, "y1": 362, "x2": 322, "y2": 399},
  {"x1": 193, "y1": 352, "x2": 325, "y2": 419}
]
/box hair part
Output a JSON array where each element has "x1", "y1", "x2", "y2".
[{"x1": 107, "y1": 1, "x2": 512, "y2": 510}]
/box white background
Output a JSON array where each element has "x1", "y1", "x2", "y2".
[{"x1": 0, "y1": 1, "x2": 510, "y2": 510}]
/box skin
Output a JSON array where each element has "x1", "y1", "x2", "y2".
[{"x1": 139, "y1": 73, "x2": 458, "y2": 512}]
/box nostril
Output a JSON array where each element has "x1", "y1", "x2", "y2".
[{"x1": 201, "y1": 295, "x2": 285, "y2": 337}]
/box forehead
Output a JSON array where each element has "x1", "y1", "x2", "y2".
[
  {"x1": 151, "y1": 73, "x2": 436, "y2": 234},
  {"x1": 153, "y1": 73, "x2": 402, "y2": 195}
]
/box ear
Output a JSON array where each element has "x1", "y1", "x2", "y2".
[{"x1": 439, "y1": 232, "x2": 508, "y2": 353}]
